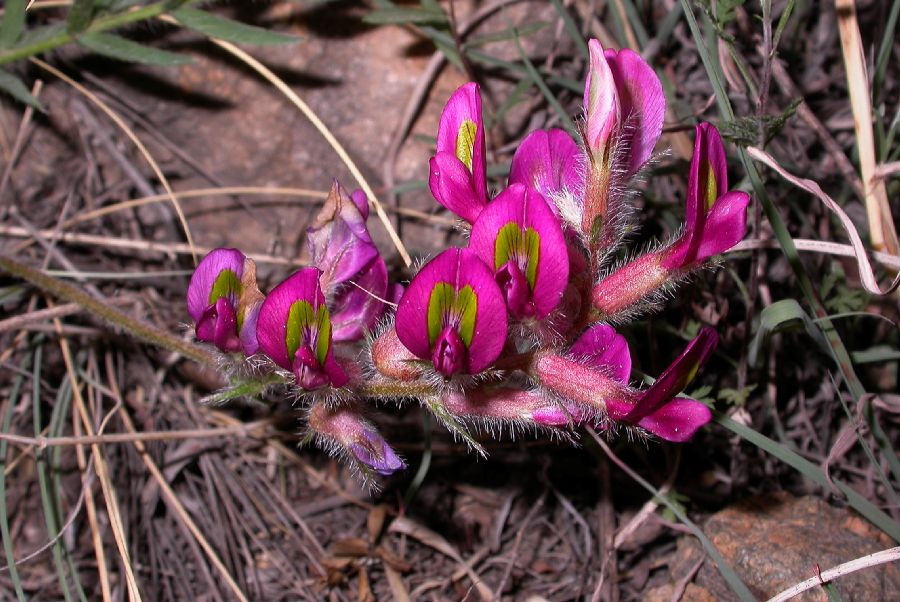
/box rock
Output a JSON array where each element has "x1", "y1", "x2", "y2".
[{"x1": 663, "y1": 492, "x2": 899, "y2": 601}]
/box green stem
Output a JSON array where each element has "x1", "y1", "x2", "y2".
[
  {"x1": 0, "y1": 253, "x2": 216, "y2": 367},
  {"x1": 0, "y1": 0, "x2": 199, "y2": 67}
]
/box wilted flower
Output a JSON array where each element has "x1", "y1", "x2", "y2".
[
  {"x1": 187, "y1": 248, "x2": 263, "y2": 356},
  {"x1": 256, "y1": 268, "x2": 348, "y2": 389},
  {"x1": 307, "y1": 181, "x2": 394, "y2": 342},
  {"x1": 429, "y1": 82, "x2": 489, "y2": 223},
  {"x1": 469, "y1": 184, "x2": 569, "y2": 320},
  {"x1": 395, "y1": 248, "x2": 507, "y2": 377}
]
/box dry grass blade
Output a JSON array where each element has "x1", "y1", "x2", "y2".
[
  {"x1": 1, "y1": 225, "x2": 305, "y2": 267},
  {"x1": 29, "y1": 58, "x2": 199, "y2": 264},
  {"x1": 193, "y1": 31, "x2": 413, "y2": 268},
  {"x1": 53, "y1": 317, "x2": 143, "y2": 601},
  {"x1": 731, "y1": 238, "x2": 900, "y2": 270},
  {"x1": 748, "y1": 146, "x2": 900, "y2": 295},
  {"x1": 0, "y1": 420, "x2": 270, "y2": 447},
  {"x1": 388, "y1": 515, "x2": 493, "y2": 601},
  {"x1": 766, "y1": 546, "x2": 900, "y2": 602},
  {"x1": 834, "y1": 0, "x2": 899, "y2": 255},
  {"x1": 107, "y1": 382, "x2": 250, "y2": 602}
]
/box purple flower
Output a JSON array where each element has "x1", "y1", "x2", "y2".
[
  {"x1": 395, "y1": 248, "x2": 507, "y2": 376},
  {"x1": 307, "y1": 181, "x2": 392, "y2": 342},
  {"x1": 662, "y1": 123, "x2": 751, "y2": 270},
  {"x1": 429, "y1": 83, "x2": 489, "y2": 223},
  {"x1": 581, "y1": 39, "x2": 665, "y2": 243},
  {"x1": 532, "y1": 325, "x2": 713, "y2": 441},
  {"x1": 568, "y1": 323, "x2": 631, "y2": 382},
  {"x1": 468, "y1": 184, "x2": 569, "y2": 320},
  {"x1": 256, "y1": 268, "x2": 348, "y2": 389},
  {"x1": 583, "y1": 39, "x2": 664, "y2": 177},
  {"x1": 308, "y1": 402, "x2": 405, "y2": 476},
  {"x1": 591, "y1": 123, "x2": 750, "y2": 318},
  {"x1": 508, "y1": 128, "x2": 582, "y2": 203},
  {"x1": 606, "y1": 327, "x2": 716, "y2": 442},
  {"x1": 187, "y1": 248, "x2": 263, "y2": 356}
]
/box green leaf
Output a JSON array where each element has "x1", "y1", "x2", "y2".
[
  {"x1": 67, "y1": 0, "x2": 95, "y2": 34},
  {"x1": 0, "y1": 0, "x2": 26, "y2": 48},
  {"x1": 363, "y1": 7, "x2": 447, "y2": 25},
  {"x1": 171, "y1": 7, "x2": 298, "y2": 46},
  {"x1": 77, "y1": 32, "x2": 192, "y2": 65},
  {"x1": 0, "y1": 69, "x2": 43, "y2": 110},
  {"x1": 748, "y1": 299, "x2": 830, "y2": 368}
]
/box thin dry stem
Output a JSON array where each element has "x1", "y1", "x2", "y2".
[
  {"x1": 30, "y1": 58, "x2": 199, "y2": 264},
  {"x1": 834, "y1": 0, "x2": 899, "y2": 254}
]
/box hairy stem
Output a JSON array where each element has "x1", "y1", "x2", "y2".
[{"x1": 0, "y1": 253, "x2": 216, "y2": 366}]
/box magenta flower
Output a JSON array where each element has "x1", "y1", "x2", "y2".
[
  {"x1": 662, "y1": 123, "x2": 751, "y2": 270},
  {"x1": 581, "y1": 39, "x2": 665, "y2": 244},
  {"x1": 429, "y1": 82, "x2": 489, "y2": 223},
  {"x1": 256, "y1": 268, "x2": 348, "y2": 389},
  {"x1": 307, "y1": 181, "x2": 393, "y2": 342},
  {"x1": 532, "y1": 325, "x2": 713, "y2": 441},
  {"x1": 606, "y1": 327, "x2": 716, "y2": 442},
  {"x1": 308, "y1": 402, "x2": 405, "y2": 476},
  {"x1": 568, "y1": 323, "x2": 631, "y2": 381},
  {"x1": 583, "y1": 39, "x2": 664, "y2": 177},
  {"x1": 468, "y1": 184, "x2": 569, "y2": 320},
  {"x1": 508, "y1": 128, "x2": 582, "y2": 203},
  {"x1": 395, "y1": 248, "x2": 507, "y2": 376},
  {"x1": 591, "y1": 123, "x2": 750, "y2": 318},
  {"x1": 187, "y1": 248, "x2": 262, "y2": 356}
]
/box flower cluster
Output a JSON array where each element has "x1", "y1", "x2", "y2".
[{"x1": 186, "y1": 39, "x2": 749, "y2": 480}]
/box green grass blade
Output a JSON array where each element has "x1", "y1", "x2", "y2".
[
  {"x1": 715, "y1": 414, "x2": 900, "y2": 543},
  {"x1": 585, "y1": 432, "x2": 756, "y2": 602},
  {"x1": 78, "y1": 32, "x2": 192, "y2": 66},
  {"x1": 0, "y1": 0, "x2": 26, "y2": 48},
  {"x1": 66, "y1": 0, "x2": 95, "y2": 34},
  {"x1": 0, "y1": 353, "x2": 30, "y2": 602},
  {"x1": 0, "y1": 68, "x2": 44, "y2": 110},
  {"x1": 872, "y1": 0, "x2": 900, "y2": 106},
  {"x1": 32, "y1": 344, "x2": 75, "y2": 602},
  {"x1": 171, "y1": 7, "x2": 298, "y2": 46}
]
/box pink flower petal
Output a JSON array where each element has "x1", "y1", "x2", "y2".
[
  {"x1": 428, "y1": 153, "x2": 488, "y2": 223},
  {"x1": 436, "y1": 82, "x2": 487, "y2": 204},
  {"x1": 468, "y1": 184, "x2": 569, "y2": 319},
  {"x1": 584, "y1": 39, "x2": 620, "y2": 151},
  {"x1": 330, "y1": 255, "x2": 390, "y2": 343},
  {"x1": 625, "y1": 327, "x2": 717, "y2": 423},
  {"x1": 604, "y1": 48, "x2": 665, "y2": 176},
  {"x1": 256, "y1": 268, "x2": 347, "y2": 388},
  {"x1": 508, "y1": 128, "x2": 582, "y2": 201},
  {"x1": 634, "y1": 397, "x2": 712, "y2": 442},
  {"x1": 568, "y1": 324, "x2": 632, "y2": 383},
  {"x1": 696, "y1": 190, "x2": 751, "y2": 260},
  {"x1": 395, "y1": 248, "x2": 507, "y2": 374},
  {"x1": 186, "y1": 248, "x2": 245, "y2": 321}
]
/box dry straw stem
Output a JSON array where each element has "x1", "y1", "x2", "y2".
[
  {"x1": 0, "y1": 420, "x2": 270, "y2": 448},
  {"x1": 766, "y1": 546, "x2": 900, "y2": 602},
  {"x1": 105, "y1": 363, "x2": 251, "y2": 602},
  {"x1": 748, "y1": 146, "x2": 900, "y2": 295},
  {"x1": 29, "y1": 58, "x2": 199, "y2": 264},
  {"x1": 53, "y1": 319, "x2": 143, "y2": 601},
  {"x1": 834, "y1": 0, "x2": 899, "y2": 255},
  {"x1": 1, "y1": 224, "x2": 306, "y2": 267},
  {"x1": 0, "y1": 254, "x2": 217, "y2": 366},
  {"x1": 164, "y1": 18, "x2": 414, "y2": 268}
]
